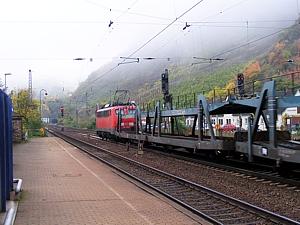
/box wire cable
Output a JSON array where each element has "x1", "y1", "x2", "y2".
[
  {"x1": 193, "y1": 25, "x2": 294, "y2": 73},
  {"x1": 77, "y1": 0, "x2": 295, "y2": 94},
  {"x1": 212, "y1": 27, "x2": 289, "y2": 58},
  {"x1": 84, "y1": 0, "x2": 172, "y2": 22},
  {"x1": 79, "y1": 0, "x2": 205, "y2": 91},
  {"x1": 0, "y1": 19, "x2": 294, "y2": 25},
  {"x1": 119, "y1": 0, "x2": 204, "y2": 63}
]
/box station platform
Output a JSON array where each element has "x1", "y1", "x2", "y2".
[{"x1": 13, "y1": 137, "x2": 208, "y2": 225}]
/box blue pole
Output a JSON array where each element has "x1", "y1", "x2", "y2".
[
  {"x1": 5, "y1": 95, "x2": 13, "y2": 198},
  {"x1": 0, "y1": 91, "x2": 7, "y2": 212}
]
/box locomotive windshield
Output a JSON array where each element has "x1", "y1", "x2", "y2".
[
  {"x1": 115, "y1": 108, "x2": 136, "y2": 116},
  {"x1": 96, "y1": 109, "x2": 111, "y2": 117}
]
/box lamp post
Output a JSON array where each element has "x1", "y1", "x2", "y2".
[
  {"x1": 39, "y1": 89, "x2": 48, "y2": 121},
  {"x1": 4, "y1": 73, "x2": 12, "y2": 93}
]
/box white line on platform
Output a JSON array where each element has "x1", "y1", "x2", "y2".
[{"x1": 53, "y1": 138, "x2": 154, "y2": 225}]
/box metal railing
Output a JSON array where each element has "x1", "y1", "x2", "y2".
[{"x1": 140, "y1": 70, "x2": 300, "y2": 111}]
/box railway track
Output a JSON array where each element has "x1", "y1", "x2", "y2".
[
  {"x1": 54, "y1": 126, "x2": 300, "y2": 189},
  {"x1": 47, "y1": 127, "x2": 300, "y2": 225},
  {"x1": 148, "y1": 149, "x2": 300, "y2": 189}
]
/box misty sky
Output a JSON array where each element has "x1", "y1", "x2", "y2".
[{"x1": 0, "y1": 0, "x2": 299, "y2": 95}]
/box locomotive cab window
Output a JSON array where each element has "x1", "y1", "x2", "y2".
[
  {"x1": 96, "y1": 110, "x2": 111, "y2": 117},
  {"x1": 128, "y1": 109, "x2": 136, "y2": 115}
]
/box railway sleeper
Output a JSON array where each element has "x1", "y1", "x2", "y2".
[
  {"x1": 167, "y1": 189, "x2": 185, "y2": 193},
  {"x1": 217, "y1": 216, "x2": 260, "y2": 224},
  {"x1": 193, "y1": 201, "x2": 226, "y2": 208},
  {"x1": 180, "y1": 191, "x2": 204, "y2": 196},
  {"x1": 233, "y1": 221, "x2": 264, "y2": 225},
  {"x1": 180, "y1": 198, "x2": 211, "y2": 203},
  {"x1": 158, "y1": 182, "x2": 179, "y2": 187},
  {"x1": 200, "y1": 206, "x2": 236, "y2": 213},
  {"x1": 161, "y1": 184, "x2": 187, "y2": 190},
  {"x1": 213, "y1": 212, "x2": 256, "y2": 220},
  {"x1": 184, "y1": 196, "x2": 211, "y2": 202},
  {"x1": 172, "y1": 190, "x2": 197, "y2": 196},
  {"x1": 149, "y1": 181, "x2": 169, "y2": 187}
]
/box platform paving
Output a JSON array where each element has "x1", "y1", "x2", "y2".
[{"x1": 13, "y1": 137, "x2": 210, "y2": 225}]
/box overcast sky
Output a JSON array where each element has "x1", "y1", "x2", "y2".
[{"x1": 0, "y1": 0, "x2": 299, "y2": 95}]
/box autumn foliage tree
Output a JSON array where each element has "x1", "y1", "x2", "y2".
[{"x1": 11, "y1": 89, "x2": 42, "y2": 133}]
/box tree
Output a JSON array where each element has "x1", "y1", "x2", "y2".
[{"x1": 11, "y1": 89, "x2": 42, "y2": 134}]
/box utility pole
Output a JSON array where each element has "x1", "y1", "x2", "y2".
[
  {"x1": 85, "y1": 92, "x2": 88, "y2": 115},
  {"x1": 75, "y1": 98, "x2": 79, "y2": 127},
  {"x1": 4, "y1": 73, "x2": 12, "y2": 93},
  {"x1": 60, "y1": 106, "x2": 64, "y2": 131},
  {"x1": 39, "y1": 89, "x2": 48, "y2": 121}
]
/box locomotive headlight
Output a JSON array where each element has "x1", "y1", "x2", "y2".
[{"x1": 129, "y1": 122, "x2": 134, "y2": 126}]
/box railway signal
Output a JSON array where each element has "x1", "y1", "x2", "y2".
[
  {"x1": 161, "y1": 69, "x2": 169, "y2": 95},
  {"x1": 161, "y1": 69, "x2": 172, "y2": 107},
  {"x1": 237, "y1": 73, "x2": 245, "y2": 96},
  {"x1": 60, "y1": 106, "x2": 64, "y2": 117}
]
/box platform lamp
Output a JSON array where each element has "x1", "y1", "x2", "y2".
[
  {"x1": 4, "y1": 73, "x2": 12, "y2": 93},
  {"x1": 39, "y1": 89, "x2": 48, "y2": 121}
]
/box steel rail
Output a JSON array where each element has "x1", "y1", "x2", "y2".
[{"x1": 148, "y1": 148, "x2": 300, "y2": 188}]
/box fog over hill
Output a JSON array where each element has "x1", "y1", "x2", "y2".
[{"x1": 73, "y1": 0, "x2": 299, "y2": 104}]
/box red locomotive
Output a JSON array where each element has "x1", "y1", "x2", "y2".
[{"x1": 96, "y1": 103, "x2": 136, "y2": 138}]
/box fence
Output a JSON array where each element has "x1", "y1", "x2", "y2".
[{"x1": 0, "y1": 90, "x2": 13, "y2": 212}]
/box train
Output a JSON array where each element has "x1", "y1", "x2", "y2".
[
  {"x1": 96, "y1": 102, "x2": 137, "y2": 139},
  {"x1": 95, "y1": 70, "x2": 300, "y2": 170}
]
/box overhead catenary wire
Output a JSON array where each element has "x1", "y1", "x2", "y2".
[
  {"x1": 79, "y1": 0, "x2": 205, "y2": 92},
  {"x1": 118, "y1": 56, "x2": 172, "y2": 65},
  {"x1": 83, "y1": 0, "x2": 268, "y2": 26},
  {"x1": 90, "y1": 32, "x2": 289, "y2": 92},
  {"x1": 0, "y1": 19, "x2": 293, "y2": 32},
  {"x1": 189, "y1": 19, "x2": 297, "y2": 24},
  {"x1": 75, "y1": 24, "x2": 290, "y2": 102},
  {"x1": 138, "y1": 0, "x2": 254, "y2": 61},
  {"x1": 0, "y1": 19, "x2": 295, "y2": 25},
  {"x1": 193, "y1": 25, "x2": 295, "y2": 73},
  {"x1": 84, "y1": 0, "x2": 173, "y2": 22},
  {"x1": 84, "y1": 0, "x2": 141, "y2": 84},
  {"x1": 114, "y1": 25, "x2": 293, "y2": 67},
  {"x1": 114, "y1": 0, "x2": 140, "y2": 21},
  {"x1": 91, "y1": 0, "x2": 143, "y2": 57},
  {"x1": 212, "y1": 27, "x2": 289, "y2": 58},
  {"x1": 120, "y1": 0, "x2": 205, "y2": 62},
  {"x1": 0, "y1": 28, "x2": 292, "y2": 62},
  {"x1": 77, "y1": 0, "x2": 297, "y2": 94}
]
